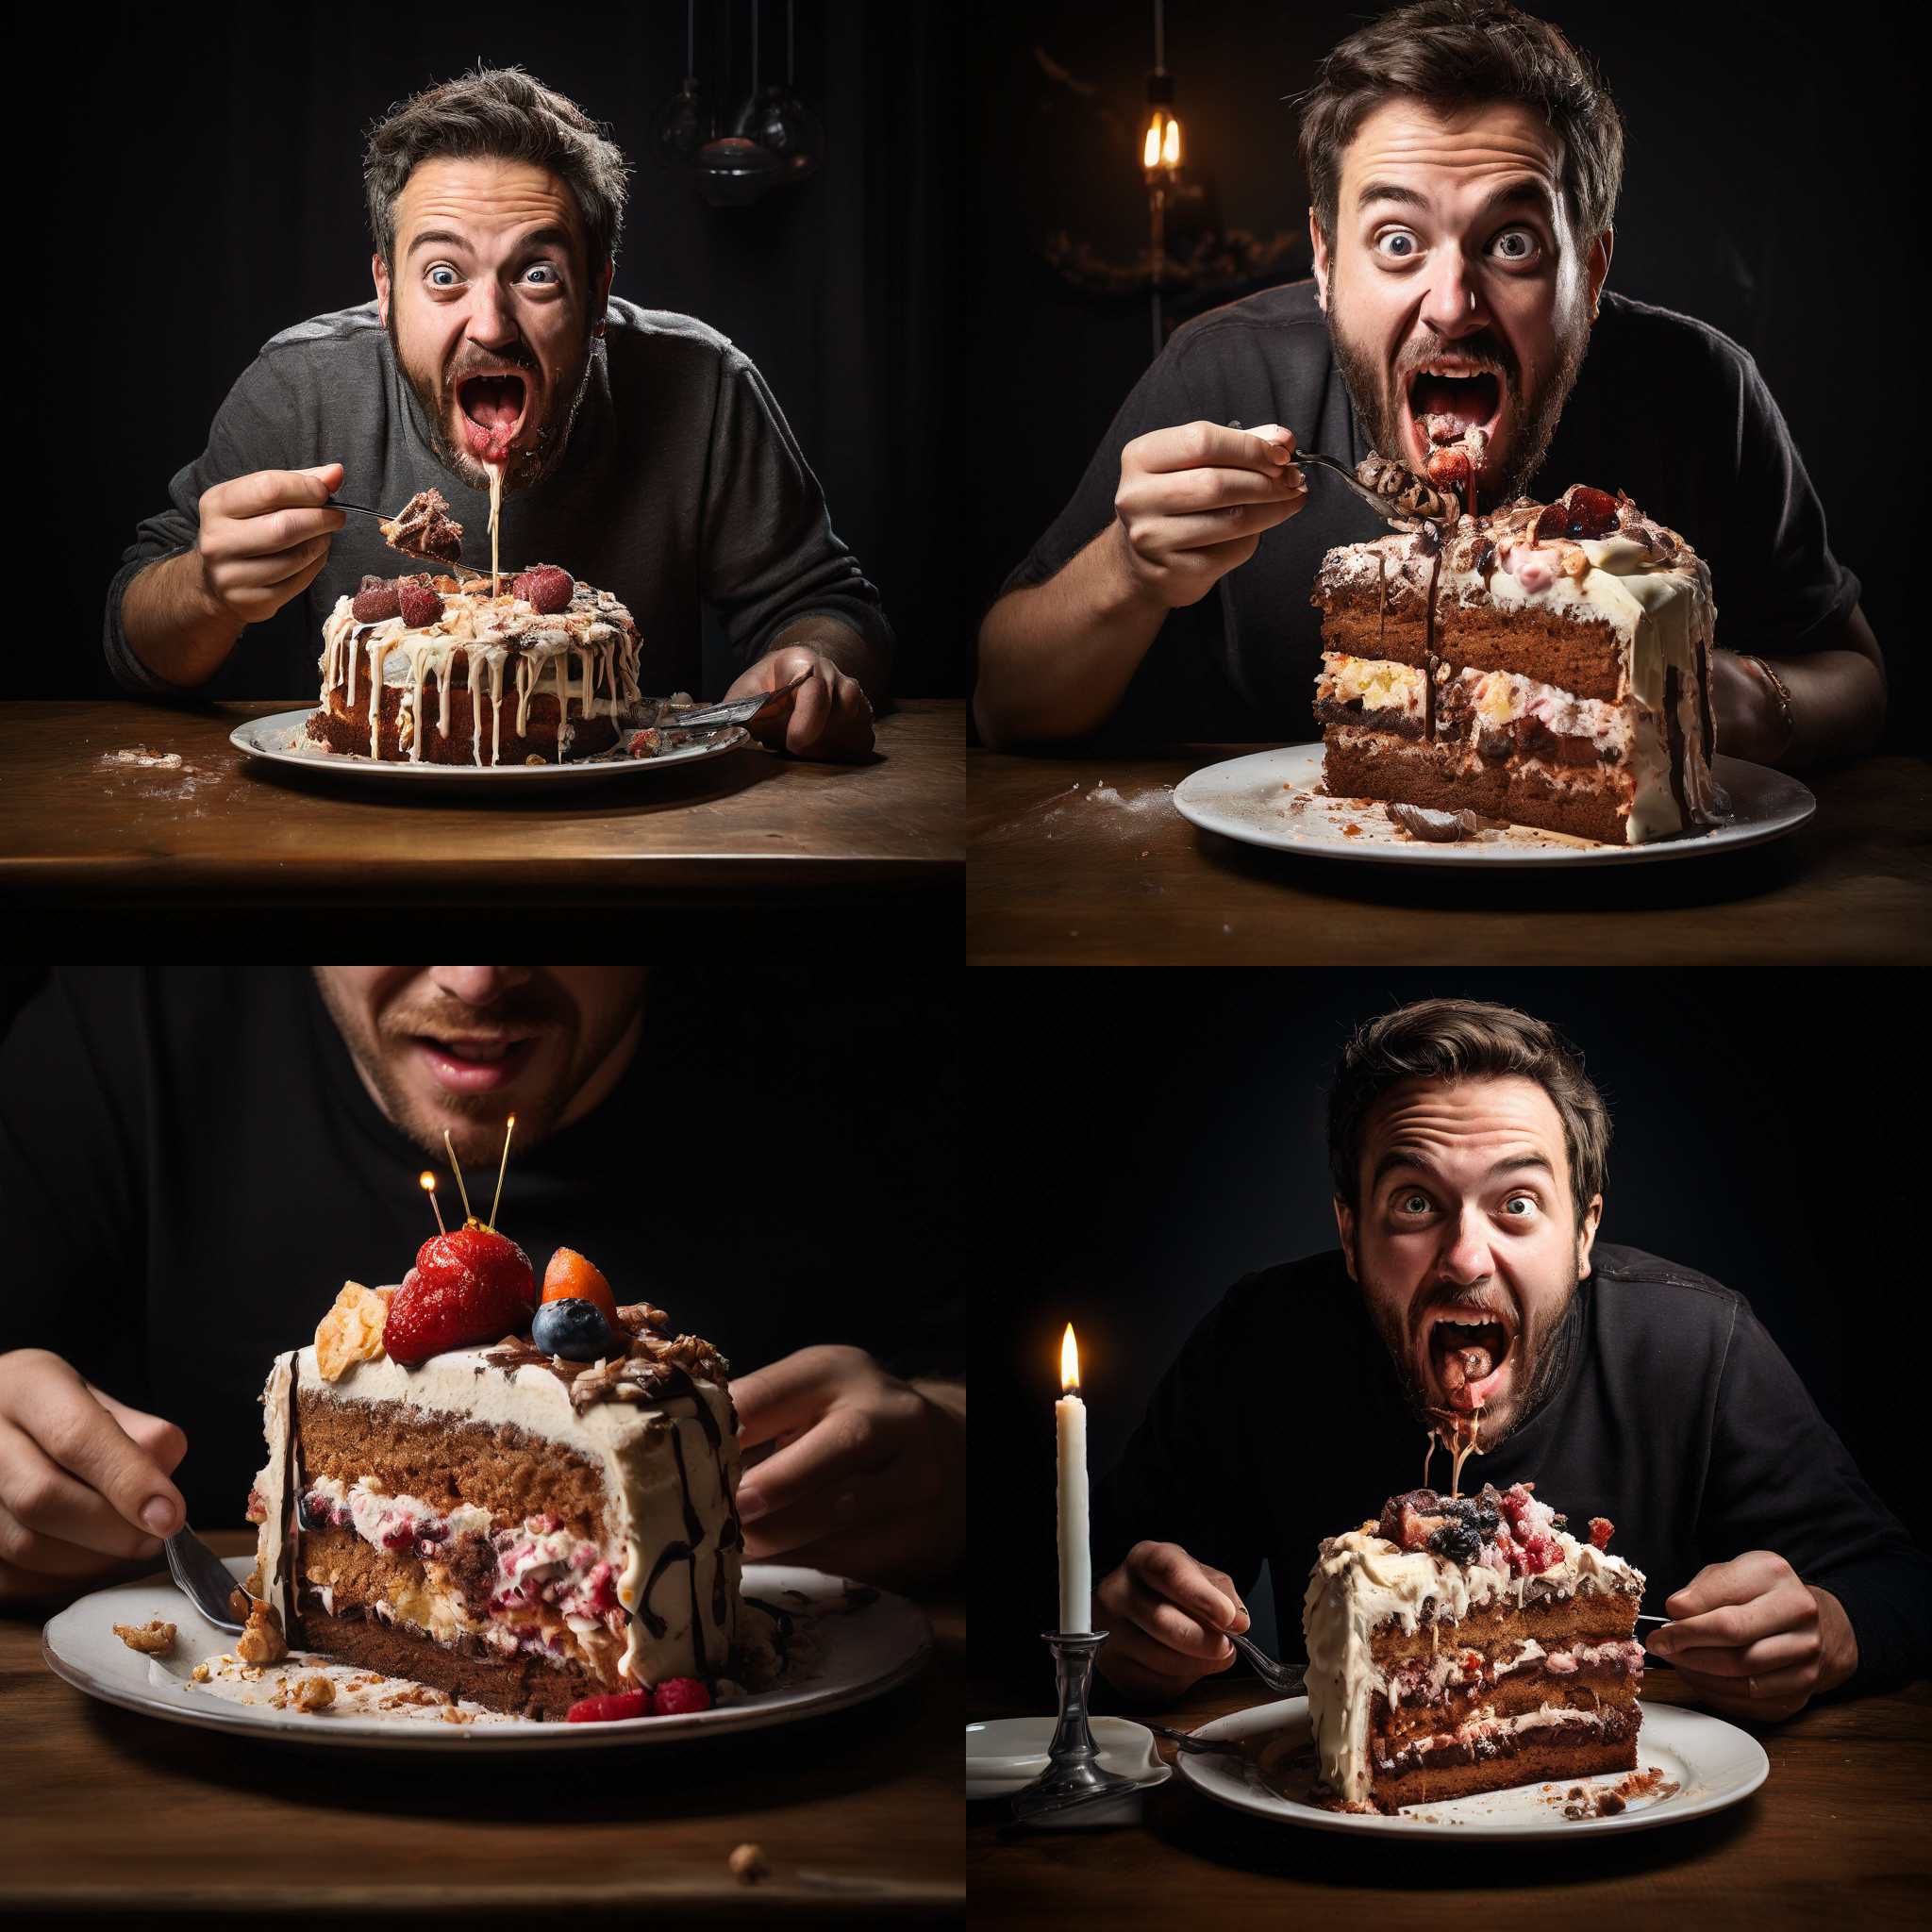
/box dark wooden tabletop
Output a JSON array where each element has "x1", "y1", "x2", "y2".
[
  {"x1": 968, "y1": 747, "x2": 1931, "y2": 964},
  {"x1": 5, "y1": 1533, "x2": 962, "y2": 1921},
  {"x1": 968, "y1": 1669, "x2": 1932, "y2": 1925},
  {"x1": 0, "y1": 700, "x2": 963, "y2": 913}
]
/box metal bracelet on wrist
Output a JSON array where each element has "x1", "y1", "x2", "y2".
[{"x1": 1740, "y1": 653, "x2": 1796, "y2": 760}]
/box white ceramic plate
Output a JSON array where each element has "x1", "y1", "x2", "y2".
[
  {"x1": 1174, "y1": 1695, "x2": 1767, "y2": 1839},
  {"x1": 965, "y1": 1715, "x2": 1172, "y2": 1826},
  {"x1": 230, "y1": 708, "x2": 750, "y2": 791},
  {"x1": 42, "y1": 1557, "x2": 931, "y2": 1753},
  {"x1": 1173, "y1": 744, "x2": 1814, "y2": 867}
]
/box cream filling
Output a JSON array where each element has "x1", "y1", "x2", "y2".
[
  {"x1": 1383, "y1": 1636, "x2": 1646, "y2": 1707},
  {"x1": 1378, "y1": 1701, "x2": 1615, "y2": 1771},
  {"x1": 1318, "y1": 652, "x2": 1426, "y2": 724}
]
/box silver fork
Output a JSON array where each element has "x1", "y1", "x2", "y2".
[
  {"x1": 165, "y1": 1526, "x2": 248, "y2": 1633},
  {"x1": 1225, "y1": 421, "x2": 1459, "y2": 528}
]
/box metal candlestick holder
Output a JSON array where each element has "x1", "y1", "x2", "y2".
[{"x1": 1009, "y1": 1629, "x2": 1145, "y2": 1824}]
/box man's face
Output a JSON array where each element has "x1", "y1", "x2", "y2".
[
  {"x1": 312, "y1": 967, "x2": 646, "y2": 1161},
  {"x1": 1335, "y1": 1074, "x2": 1601, "y2": 1447},
  {"x1": 373, "y1": 158, "x2": 613, "y2": 493},
  {"x1": 1310, "y1": 99, "x2": 1610, "y2": 503}
]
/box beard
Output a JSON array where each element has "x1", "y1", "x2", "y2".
[
  {"x1": 1356, "y1": 1238, "x2": 1583, "y2": 1452},
  {"x1": 385, "y1": 305, "x2": 599, "y2": 495},
  {"x1": 1325, "y1": 258, "x2": 1594, "y2": 506}
]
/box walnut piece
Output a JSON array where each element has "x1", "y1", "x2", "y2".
[
  {"x1": 190, "y1": 1661, "x2": 211, "y2": 1682},
  {"x1": 236, "y1": 1598, "x2": 288, "y2": 1665},
  {"x1": 295, "y1": 1674, "x2": 335, "y2": 1713},
  {"x1": 315, "y1": 1281, "x2": 393, "y2": 1381},
  {"x1": 112, "y1": 1618, "x2": 176, "y2": 1656}
]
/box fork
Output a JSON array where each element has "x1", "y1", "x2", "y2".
[{"x1": 164, "y1": 1526, "x2": 248, "y2": 1633}]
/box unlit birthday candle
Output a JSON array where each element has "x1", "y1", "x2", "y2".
[{"x1": 1056, "y1": 1323, "x2": 1091, "y2": 1634}]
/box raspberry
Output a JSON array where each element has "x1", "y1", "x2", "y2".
[
  {"x1": 1522, "y1": 1532, "x2": 1560, "y2": 1574},
  {"x1": 520, "y1": 565, "x2": 575, "y2": 615},
  {"x1": 582, "y1": 1561, "x2": 618, "y2": 1615},
  {"x1": 1589, "y1": 1516, "x2": 1615, "y2": 1551},
  {"x1": 398, "y1": 581, "x2": 444, "y2": 627},
  {"x1": 383, "y1": 1224, "x2": 536, "y2": 1366},
  {"x1": 652, "y1": 1677, "x2": 712, "y2": 1717},
  {"x1": 565, "y1": 1690, "x2": 650, "y2": 1724},
  {"x1": 351, "y1": 577, "x2": 401, "y2": 624}
]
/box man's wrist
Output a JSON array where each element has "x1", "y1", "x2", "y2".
[
  {"x1": 1100, "y1": 521, "x2": 1169, "y2": 621},
  {"x1": 1807, "y1": 1583, "x2": 1858, "y2": 1695}
]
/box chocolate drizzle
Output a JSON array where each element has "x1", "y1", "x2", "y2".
[
  {"x1": 1423, "y1": 539, "x2": 1444, "y2": 741},
  {"x1": 274, "y1": 1349, "x2": 303, "y2": 1627},
  {"x1": 625, "y1": 1377, "x2": 738, "y2": 1674}
]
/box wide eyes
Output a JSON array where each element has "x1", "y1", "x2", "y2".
[
  {"x1": 1368, "y1": 225, "x2": 1541, "y2": 266},
  {"x1": 424, "y1": 262, "x2": 561, "y2": 289},
  {"x1": 1390, "y1": 1190, "x2": 1539, "y2": 1220}
]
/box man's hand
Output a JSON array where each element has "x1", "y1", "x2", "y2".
[
  {"x1": 1093, "y1": 1541, "x2": 1250, "y2": 1701},
  {"x1": 1647, "y1": 1550, "x2": 1857, "y2": 1722},
  {"x1": 193, "y1": 461, "x2": 348, "y2": 630},
  {"x1": 1113, "y1": 421, "x2": 1307, "y2": 609},
  {"x1": 731, "y1": 1346, "x2": 960, "y2": 1585},
  {"x1": 724, "y1": 645, "x2": 875, "y2": 759},
  {"x1": 0, "y1": 1351, "x2": 189, "y2": 1604}
]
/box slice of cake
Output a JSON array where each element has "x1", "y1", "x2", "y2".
[
  {"x1": 243, "y1": 1229, "x2": 745, "y2": 1720},
  {"x1": 1311, "y1": 483, "x2": 1723, "y2": 843},
  {"x1": 307, "y1": 566, "x2": 651, "y2": 765},
  {"x1": 1303, "y1": 1481, "x2": 1645, "y2": 1812},
  {"x1": 378, "y1": 487, "x2": 465, "y2": 566}
]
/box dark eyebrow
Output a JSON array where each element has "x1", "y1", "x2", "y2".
[
  {"x1": 1372, "y1": 1149, "x2": 1556, "y2": 1189},
  {"x1": 405, "y1": 224, "x2": 576, "y2": 262},
  {"x1": 1355, "y1": 178, "x2": 1557, "y2": 226}
]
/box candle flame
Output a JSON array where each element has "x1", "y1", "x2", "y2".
[
  {"x1": 1060, "y1": 1323, "x2": 1081, "y2": 1393},
  {"x1": 1163, "y1": 115, "x2": 1180, "y2": 167},
  {"x1": 1142, "y1": 118, "x2": 1160, "y2": 170},
  {"x1": 419, "y1": 1172, "x2": 436, "y2": 1194}
]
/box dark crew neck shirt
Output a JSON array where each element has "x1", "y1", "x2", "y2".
[
  {"x1": 1005, "y1": 282, "x2": 1860, "y2": 743},
  {"x1": 0, "y1": 968, "x2": 959, "y2": 1529},
  {"x1": 1091, "y1": 1245, "x2": 1928, "y2": 1697},
  {"x1": 104, "y1": 299, "x2": 891, "y2": 703}
]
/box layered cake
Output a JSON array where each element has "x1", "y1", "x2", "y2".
[
  {"x1": 306, "y1": 567, "x2": 649, "y2": 766},
  {"x1": 378, "y1": 486, "x2": 465, "y2": 566},
  {"x1": 243, "y1": 1224, "x2": 745, "y2": 1720},
  {"x1": 1311, "y1": 480, "x2": 1723, "y2": 844},
  {"x1": 1303, "y1": 1481, "x2": 1645, "y2": 1812}
]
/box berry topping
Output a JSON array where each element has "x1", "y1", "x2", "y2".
[
  {"x1": 1534, "y1": 484, "x2": 1621, "y2": 542},
  {"x1": 541, "y1": 1247, "x2": 621, "y2": 1328},
  {"x1": 351, "y1": 577, "x2": 401, "y2": 624},
  {"x1": 1425, "y1": 446, "x2": 1473, "y2": 493},
  {"x1": 1588, "y1": 1516, "x2": 1615, "y2": 1551},
  {"x1": 1521, "y1": 1532, "x2": 1560, "y2": 1575},
  {"x1": 398, "y1": 580, "x2": 445, "y2": 627},
  {"x1": 383, "y1": 1225, "x2": 536, "y2": 1366},
  {"x1": 531, "y1": 1295, "x2": 617, "y2": 1361},
  {"x1": 514, "y1": 565, "x2": 575, "y2": 614},
  {"x1": 565, "y1": 1690, "x2": 650, "y2": 1724},
  {"x1": 652, "y1": 1677, "x2": 712, "y2": 1717},
  {"x1": 1427, "y1": 1521, "x2": 1483, "y2": 1566}
]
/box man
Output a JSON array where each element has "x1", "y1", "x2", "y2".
[
  {"x1": 108, "y1": 65, "x2": 883, "y2": 758},
  {"x1": 1091, "y1": 999, "x2": 1927, "y2": 1724},
  {"x1": 975, "y1": 1, "x2": 1883, "y2": 763},
  {"x1": 0, "y1": 967, "x2": 963, "y2": 1603}
]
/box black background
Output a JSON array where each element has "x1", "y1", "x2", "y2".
[
  {"x1": 969, "y1": 969, "x2": 1924, "y2": 1693},
  {"x1": 956, "y1": 0, "x2": 1911, "y2": 741},
  {"x1": 30, "y1": 2, "x2": 971, "y2": 700}
]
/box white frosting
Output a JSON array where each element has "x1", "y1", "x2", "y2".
[
  {"x1": 254, "y1": 1341, "x2": 741, "y2": 1689},
  {"x1": 1303, "y1": 1526, "x2": 1644, "y2": 1805}
]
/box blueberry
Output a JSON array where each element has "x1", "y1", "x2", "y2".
[
  {"x1": 532, "y1": 1297, "x2": 616, "y2": 1361},
  {"x1": 1428, "y1": 1522, "x2": 1483, "y2": 1565}
]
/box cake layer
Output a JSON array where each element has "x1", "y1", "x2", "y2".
[
  {"x1": 1368, "y1": 1591, "x2": 1640, "y2": 1664},
  {"x1": 1315, "y1": 591, "x2": 1628, "y2": 699},
  {"x1": 1374, "y1": 1641, "x2": 1643, "y2": 1752},
  {"x1": 307, "y1": 681, "x2": 619, "y2": 766},
  {"x1": 1326, "y1": 726, "x2": 1637, "y2": 844},
  {"x1": 1371, "y1": 1705, "x2": 1640, "y2": 1809}
]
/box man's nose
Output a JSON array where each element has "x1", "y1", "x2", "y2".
[
  {"x1": 460, "y1": 284, "x2": 522, "y2": 351},
  {"x1": 1417, "y1": 255, "x2": 1491, "y2": 340},
  {"x1": 430, "y1": 966, "x2": 532, "y2": 1007},
  {"x1": 1437, "y1": 1205, "x2": 1495, "y2": 1282}
]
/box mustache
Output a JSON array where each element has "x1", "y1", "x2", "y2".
[
  {"x1": 1395, "y1": 331, "x2": 1518, "y2": 387},
  {"x1": 377, "y1": 995, "x2": 567, "y2": 1041}
]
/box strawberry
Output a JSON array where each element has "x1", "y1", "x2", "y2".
[
  {"x1": 352, "y1": 576, "x2": 401, "y2": 624},
  {"x1": 1588, "y1": 1516, "x2": 1615, "y2": 1551},
  {"x1": 382, "y1": 1225, "x2": 535, "y2": 1366},
  {"x1": 652, "y1": 1677, "x2": 712, "y2": 1717},
  {"x1": 541, "y1": 1247, "x2": 620, "y2": 1328},
  {"x1": 565, "y1": 1690, "x2": 650, "y2": 1724}
]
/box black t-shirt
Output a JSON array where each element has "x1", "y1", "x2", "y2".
[
  {"x1": 1091, "y1": 1245, "x2": 1928, "y2": 1696},
  {"x1": 1007, "y1": 282, "x2": 1862, "y2": 742},
  {"x1": 0, "y1": 968, "x2": 960, "y2": 1528}
]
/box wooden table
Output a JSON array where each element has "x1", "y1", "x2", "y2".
[
  {"x1": 968, "y1": 747, "x2": 1931, "y2": 963},
  {"x1": 6, "y1": 1533, "x2": 962, "y2": 1921},
  {"x1": 0, "y1": 701, "x2": 962, "y2": 927},
  {"x1": 969, "y1": 1670, "x2": 1932, "y2": 1925}
]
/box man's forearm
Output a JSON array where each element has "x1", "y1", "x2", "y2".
[
  {"x1": 974, "y1": 525, "x2": 1169, "y2": 748},
  {"x1": 768, "y1": 614, "x2": 891, "y2": 707},
  {"x1": 121, "y1": 550, "x2": 243, "y2": 691}
]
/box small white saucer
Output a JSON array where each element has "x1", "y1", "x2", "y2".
[{"x1": 965, "y1": 1715, "x2": 1172, "y2": 1825}]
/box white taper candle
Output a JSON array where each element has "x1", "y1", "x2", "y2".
[{"x1": 1056, "y1": 1323, "x2": 1091, "y2": 1634}]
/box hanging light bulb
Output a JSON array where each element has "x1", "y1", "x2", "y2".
[
  {"x1": 701, "y1": 0, "x2": 786, "y2": 205},
  {"x1": 734, "y1": 0, "x2": 825, "y2": 179},
  {"x1": 1142, "y1": 0, "x2": 1181, "y2": 189},
  {"x1": 651, "y1": 0, "x2": 714, "y2": 167}
]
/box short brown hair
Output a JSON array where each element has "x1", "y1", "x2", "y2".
[
  {"x1": 1327, "y1": 998, "x2": 1610, "y2": 1224},
  {"x1": 1294, "y1": 1, "x2": 1624, "y2": 252},
  {"x1": 363, "y1": 63, "x2": 632, "y2": 277}
]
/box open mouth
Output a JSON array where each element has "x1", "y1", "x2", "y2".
[
  {"x1": 1422, "y1": 1306, "x2": 1516, "y2": 1413},
  {"x1": 1402, "y1": 364, "x2": 1505, "y2": 471},
  {"x1": 456, "y1": 373, "x2": 532, "y2": 462}
]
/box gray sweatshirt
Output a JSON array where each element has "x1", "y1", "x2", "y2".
[{"x1": 104, "y1": 298, "x2": 891, "y2": 701}]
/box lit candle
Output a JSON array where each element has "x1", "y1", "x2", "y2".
[{"x1": 1057, "y1": 1324, "x2": 1091, "y2": 1634}]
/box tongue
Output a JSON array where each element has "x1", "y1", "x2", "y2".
[{"x1": 461, "y1": 378, "x2": 523, "y2": 459}]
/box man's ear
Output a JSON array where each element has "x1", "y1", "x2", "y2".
[
  {"x1": 1333, "y1": 1196, "x2": 1357, "y2": 1279},
  {"x1": 1309, "y1": 208, "x2": 1329, "y2": 311},
  {"x1": 372, "y1": 253, "x2": 391, "y2": 328},
  {"x1": 1575, "y1": 1194, "x2": 1603, "y2": 1277}
]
